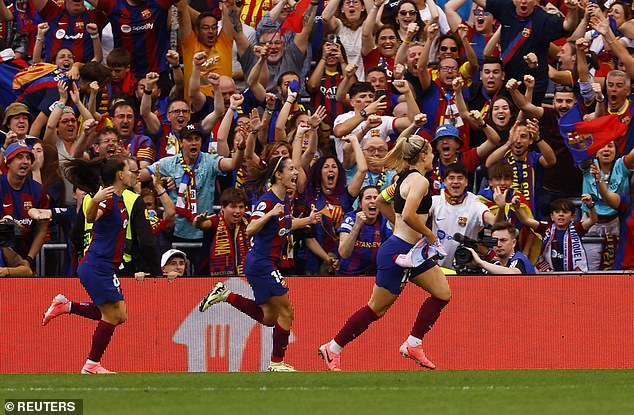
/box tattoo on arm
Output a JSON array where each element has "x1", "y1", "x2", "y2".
[
  {"x1": 229, "y1": 9, "x2": 243, "y2": 33},
  {"x1": 303, "y1": 5, "x2": 317, "y2": 26}
]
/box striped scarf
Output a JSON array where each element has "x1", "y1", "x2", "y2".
[
  {"x1": 536, "y1": 222, "x2": 588, "y2": 272},
  {"x1": 175, "y1": 153, "x2": 201, "y2": 221},
  {"x1": 209, "y1": 212, "x2": 250, "y2": 276}
]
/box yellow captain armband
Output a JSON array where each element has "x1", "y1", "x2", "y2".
[{"x1": 380, "y1": 183, "x2": 396, "y2": 203}]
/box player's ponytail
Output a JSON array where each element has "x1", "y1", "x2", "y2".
[
  {"x1": 64, "y1": 155, "x2": 128, "y2": 195},
  {"x1": 245, "y1": 156, "x2": 287, "y2": 191}
]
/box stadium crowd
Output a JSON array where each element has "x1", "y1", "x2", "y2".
[{"x1": 1, "y1": 0, "x2": 634, "y2": 277}]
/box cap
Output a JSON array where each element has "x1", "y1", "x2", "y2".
[
  {"x1": 3, "y1": 103, "x2": 32, "y2": 125},
  {"x1": 433, "y1": 124, "x2": 462, "y2": 144},
  {"x1": 179, "y1": 124, "x2": 204, "y2": 140},
  {"x1": 5, "y1": 142, "x2": 34, "y2": 163},
  {"x1": 161, "y1": 249, "x2": 187, "y2": 267}
]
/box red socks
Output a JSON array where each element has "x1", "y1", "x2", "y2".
[
  {"x1": 334, "y1": 305, "x2": 379, "y2": 347},
  {"x1": 227, "y1": 292, "x2": 265, "y2": 324},
  {"x1": 88, "y1": 320, "x2": 115, "y2": 363},
  {"x1": 70, "y1": 302, "x2": 102, "y2": 320},
  {"x1": 271, "y1": 323, "x2": 290, "y2": 363},
  {"x1": 410, "y1": 296, "x2": 449, "y2": 339}
]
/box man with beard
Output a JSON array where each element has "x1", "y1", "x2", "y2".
[
  {"x1": 234, "y1": 1, "x2": 319, "y2": 90},
  {"x1": 0, "y1": 142, "x2": 49, "y2": 271},
  {"x1": 139, "y1": 124, "x2": 245, "y2": 269},
  {"x1": 111, "y1": 101, "x2": 154, "y2": 168},
  {"x1": 31, "y1": 0, "x2": 107, "y2": 63},
  {"x1": 506, "y1": 78, "x2": 583, "y2": 218},
  {"x1": 473, "y1": 0, "x2": 580, "y2": 104}
]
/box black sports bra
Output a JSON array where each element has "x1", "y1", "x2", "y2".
[{"x1": 393, "y1": 169, "x2": 432, "y2": 215}]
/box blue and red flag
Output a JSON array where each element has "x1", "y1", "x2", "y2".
[
  {"x1": 558, "y1": 103, "x2": 628, "y2": 165},
  {"x1": 0, "y1": 58, "x2": 27, "y2": 109}
]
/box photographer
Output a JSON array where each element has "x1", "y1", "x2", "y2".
[{"x1": 463, "y1": 222, "x2": 535, "y2": 275}]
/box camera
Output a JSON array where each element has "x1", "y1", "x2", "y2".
[
  {"x1": 453, "y1": 232, "x2": 498, "y2": 274},
  {"x1": 0, "y1": 220, "x2": 17, "y2": 248}
]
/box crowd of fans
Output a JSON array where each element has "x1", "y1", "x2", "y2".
[{"x1": 0, "y1": 0, "x2": 633, "y2": 277}]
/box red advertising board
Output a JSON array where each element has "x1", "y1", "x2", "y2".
[{"x1": 1, "y1": 275, "x2": 633, "y2": 373}]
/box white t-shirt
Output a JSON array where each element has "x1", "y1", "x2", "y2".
[
  {"x1": 430, "y1": 190, "x2": 490, "y2": 269},
  {"x1": 332, "y1": 111, "x2": 396, "y2": 163},
  {"x1": 338, "y1": 25, "x2": 364, "y2": 81}
]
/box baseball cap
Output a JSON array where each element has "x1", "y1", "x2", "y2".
[
  {"x1": 3, "y1": 103, "x2": 32, "y2": 125},
  {"x1": 179, "y1": 124, "x2": 204, "y2": 140},
  {"x1": 161, "y1": 249, "x2": 187, "y2": 267},
  {"x1": 433, "y1": 124, "x2": 462, "y2": 144},
  {"x1": 4, "y1": 142, "x2": 34, "y2": 163}
]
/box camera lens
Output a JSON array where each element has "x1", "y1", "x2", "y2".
[{"x1": 454, "y1": 246, "x2": 472, "y2": 265}]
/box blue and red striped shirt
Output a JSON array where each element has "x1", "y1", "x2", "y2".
[{"x1": 97, "y1": 0, "x2": 178, "y2": 79}]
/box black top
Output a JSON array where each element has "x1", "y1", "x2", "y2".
[{"x1": 393, "y1": 169, "x2": 432, "y2": 215}]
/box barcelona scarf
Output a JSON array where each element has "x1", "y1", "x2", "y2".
[
  {"x1": 175, "y1": 153, "x2": 201, "y2": 221},
  {"x1": 209, "y1": 212, "x2": 250, "y2": 276},
  {"x1": 504, "y1": 150, "x2": 536, "y2": 212},
  {"x1": 535, "y1": 222, "x2": 587, "y2": 272}
]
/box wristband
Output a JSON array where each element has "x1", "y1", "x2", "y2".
[
  {"x1": 587, "y1": 203, "x2": 595, "y2": 209},
  {"x1": 534, "y1": 137, "x2": 543, "y2": 144},
  {"x1": 157, "y1": 190, "x2": 167, "y2": 197},
  {"x1": 403, "y1": 39, "x2": 411, "y2": 44},
  {"x1": 265, "y1": 108, "x2": 274, "y2": 114},
  {"x1": 90, "y1": 33, "x2": 99, "y2": 39},
  {"x1": 36, "y1": 37, "x2": 44, "y2": 41},
  {"x1": 596, "y1": 97, "x2": 604, "y2": 103},
  {"x1": 229, "y1": 105, "x2": 238, "y2": 111},
  {"x1": 171, "y1": 64, "x2": 181, "y2": 69},
  {"x1": 143, "y1": 88, "x2": 153, "y2": 95},
  {"x1": 26, "y1": 256, "x2": 35, "y2": 269}
]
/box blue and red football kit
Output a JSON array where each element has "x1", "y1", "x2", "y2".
[
  {"x1": 244, "y1": 191, "x2": 292, "y2": 304},
  {"x1": 78, "y1": 194, "x2": 127, "y2": 305},
  {"x1": 97, "y1": 0, "x2": 178, "y2": 80},
  {"x1": 38, "y1": 2, "x2": 107, "y2": 63},
  {"x1": 338, "y1": 211, "x2": 392, "y2": 275},
  {"x1": 0, "y1": 175, "x2": 49, "y2": 258}
]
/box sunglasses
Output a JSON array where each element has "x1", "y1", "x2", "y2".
[
  {"x1": 474, "y1": 9, "x2": 491, "y2": 16},
  {"x1": 440, "y1": 46, "x2": 458, "y2": 53},
  {"x1": 398, "y1": 10, "x2": 417, "y2": 16}
]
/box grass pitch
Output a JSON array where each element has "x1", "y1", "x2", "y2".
[{"x1": 2, "y1": 370, "x2": 633, "y2": 415}]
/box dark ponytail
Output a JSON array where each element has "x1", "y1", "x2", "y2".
[{"x1": 64, "y1": 155, "x2": 128, "y2": 195}]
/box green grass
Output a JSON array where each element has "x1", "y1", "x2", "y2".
[{"x1": 2, "y1": 370, "x2": 633, "y2": 415}]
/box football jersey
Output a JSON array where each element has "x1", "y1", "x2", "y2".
[
  {"x1": 244, "y1": 191, "x2": 292, "y2": 274},
  {"x1": 80, "y1": 194, "x2": 128, "y2": 275},
  {"x1": 97, "y1": 0, "x2": 178, "y2": 79},
  {"x1": 338, "y1": 211, "x2": 392, "y2": 275},
  {"x1": 430, "y1": 190, "x2": 490, "y2": 269}
]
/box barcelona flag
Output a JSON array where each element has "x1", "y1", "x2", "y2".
[
  {"x1": 558, "y1": 103, "x2": 628, "y2": 165},
  {"x1": 0, "y1": 58, "x2": 27, "y2": 109}
]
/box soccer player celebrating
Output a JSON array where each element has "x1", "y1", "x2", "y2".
[
  {"x1": 41, "y1": 156, "x2": 134, "y2": 374},
  {"x1": 198, "y1": 156, "x2": 321, "y2": 372},
  {"x1": 319, "y1": 118, "x2": 449, "y2": 371}
]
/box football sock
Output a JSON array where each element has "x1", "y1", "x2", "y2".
[
  {"x1": 406, "y1": 335, "x2": 422, "y2": 347},
  {"x1": 410, "y1": 296, "x2": 449, "y2": 339},
  {"x1": 227, "y1": 293, "x2": 264, "y2": 324},
  {"x1": 271, "y1": 322, "x2": 290, "y2": 363},
  {"x1": 329, "y1": 340, "x2": 343, "y2": 354},
  {"x1": 70, "y1": 302, "x2": 102, "y2": 320},
  {"x1": 334, "y1": 305, "x2": 379, "y2": 347},
  {"x1": 88, "y1": 320, "x2": 116, "y2": 363}
]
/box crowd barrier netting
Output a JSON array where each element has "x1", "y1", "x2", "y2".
[{"x1": 1, "y1": 275, "x2": 633, "y2": 373}]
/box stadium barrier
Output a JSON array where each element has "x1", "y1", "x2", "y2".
[{"x1": 1, "y1": 275, "x2": 632, "y2": 373}]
